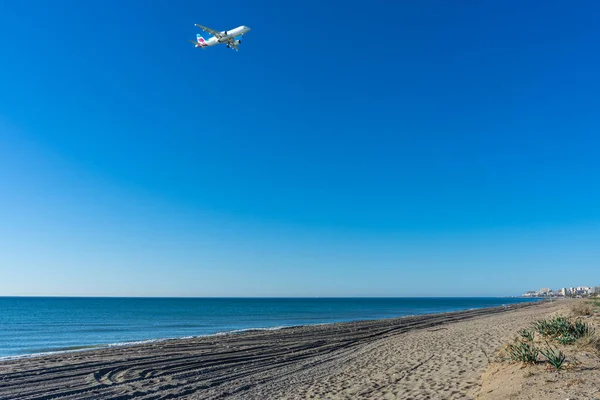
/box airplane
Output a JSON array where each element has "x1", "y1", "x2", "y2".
[{"x1": 190, "y1": 24, "x2": 251, "y2": 51}]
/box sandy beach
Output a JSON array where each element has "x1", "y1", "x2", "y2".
[{"x1": 0, "y1": 300, "x2": 585, "y2": 399}]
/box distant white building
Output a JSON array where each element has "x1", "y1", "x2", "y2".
[{"x1": 522, "y1": 285, "x2": 599, "y2": 298}]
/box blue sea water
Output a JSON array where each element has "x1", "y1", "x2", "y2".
[{"x1": 0, "y1": 297, "x2": 539, "y2": 358}]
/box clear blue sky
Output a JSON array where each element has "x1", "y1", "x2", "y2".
[{"x1": 1, "y1": 0, "x2": 599, "y2": 297}]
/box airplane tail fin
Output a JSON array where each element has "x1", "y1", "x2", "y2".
[{"x1": 197, "y1": 34, "x2": 207, "y2": 45}]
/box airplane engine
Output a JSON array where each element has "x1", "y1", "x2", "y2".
[{"x1": 235, "y1": 40, "x2": 241, "y2": 45}]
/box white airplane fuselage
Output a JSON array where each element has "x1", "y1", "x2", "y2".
[{"x1": 196, "y1": 25, "x2": 251, "y2": 48}]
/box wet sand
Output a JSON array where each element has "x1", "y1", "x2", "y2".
[{"x1": 0, "y1": 301, "x2": 559, "y2": 399}]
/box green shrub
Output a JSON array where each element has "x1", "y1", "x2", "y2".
[
  {"x1": 534, "y1": 316, "x2": 570, "y2": 338},
  {"x1": 533, "y1": 315, "x2": 594, "y2": 343},
  {"x1": 556, "y1": 335, "x2": 576, "y2": 345},
  {"x1": 540, "y1": 343, "x2": 566, "y2": 371},
  {"x1": 519, "y1": 329, "x2": 534, "y2": 342},
  {"x1": 506, "y1": 340, "x2": 539, "y2": 364},
  {"x1": 572, "y1": 319, "x2": 595, "y2": 338}
]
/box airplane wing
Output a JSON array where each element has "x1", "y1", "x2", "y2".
[{"x1": 195, "y1": 24, "x2": 224, "y2": 38}]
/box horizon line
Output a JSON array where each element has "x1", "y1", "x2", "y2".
[{"x1": 0, "y1": 295, "x2": 528, "y2": 299}]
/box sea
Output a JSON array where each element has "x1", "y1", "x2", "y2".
[{"x1": 0, "y1": 297, "x2": 540, "y2": 358}]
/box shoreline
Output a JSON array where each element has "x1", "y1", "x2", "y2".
[
  {"x1": 0, "y1": 300, "x2": 553, "y2": 400},
  {"x1": 0, "y1": 299, "x2": 542, "y2": 361},
  {"x1": 0, "y1": 325, "x2": 298, "y2": 362}
]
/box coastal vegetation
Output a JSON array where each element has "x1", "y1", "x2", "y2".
[
  {"x1": 506, "y1": 337, "x2": 538, "y2": 364},
  {"x1": 480, "y1": 301, "x2": 600, "y2": 399},
  {"x1": 539, "y1": 342, "x2": 567, "y2": 370},
  {"x1": 533, "y1": 315, "x2": 594, "y2": 343},
  {"x1": 504, "y1": 314, "x2": 595, "y2": 370}
]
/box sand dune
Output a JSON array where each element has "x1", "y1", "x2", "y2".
[{"x1": 0, "y1": 301, "x2": 562, "y2": 399}]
